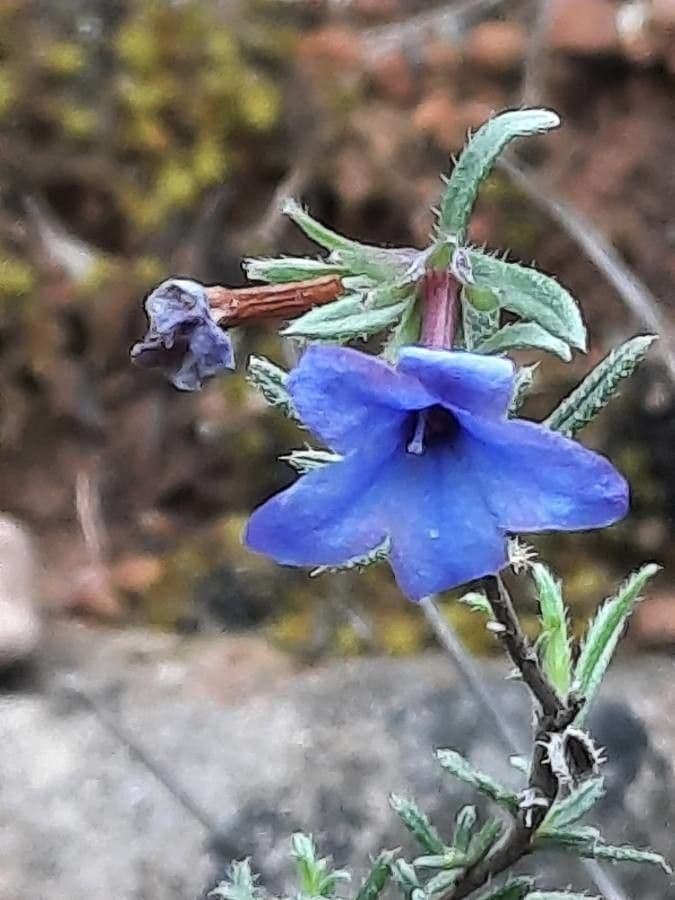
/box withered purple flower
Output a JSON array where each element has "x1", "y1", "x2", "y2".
[
  {"x1": 245, "y1": 345, "x2": 629, "y2": 601},
  {"x1": 131, "y1": 278, "x2": 234, "y2": 391}
]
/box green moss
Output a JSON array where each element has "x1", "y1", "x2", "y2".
[
  {"x1": 75, "y1": 257, "x2": 117, "y2": 294},
  {"x1": 269, "y1": 608, "x2": 315, "y2": 651},
  {"x1": 0, "y1": 71, "x2": 15, "y2": 119},
  {"x1": 206, "y1": 30, "x2": 238, "y2": 64},
  {"x1": 239, "y1": 76, "x2": 280, "y2": 130},
  {"x1": 193, "y1": 139, "x2": 229, "y2": 187},
  {"x1": 375, "y1": 609, "x2": 427, "y2": 655},
  {"x1": 155, "y1": 160, "x2": 198, "y2": 208},
  {"x1": 133, "y1": 256, "x2": 165, "y2": 286},
  {"x1": 58, "y1": 103, "x2": 97, "y2": 139},
  {"x1": 334, "y1": 623, "x2": 368, "y2": 656},
  {"x1": 617, "y1": 444, "x2": 661, "y2": 505},
  {"x1": 42, "y1": 41, "x2": 87, "y2": 77},
  {"x1": 115, "y1": 22, "x2": 161, "y2": 74},
  {"x1": 0, "y1": 258, "x2": 35, "y2": 299}
]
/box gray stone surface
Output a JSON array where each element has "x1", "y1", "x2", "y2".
[
  {"x1": 0, "y1": 515, "x2": 41, "y2": 668},
  {"x1": 0, "y1": 627, "x2": 673, "y2": 900}
]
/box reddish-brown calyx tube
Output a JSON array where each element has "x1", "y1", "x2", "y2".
[
  {"x1": 205, "y1": 276, "x2": 344, "y2": 326},
  {"x1": 419, "y1": 269, "x2": 459, "y2": 350}
]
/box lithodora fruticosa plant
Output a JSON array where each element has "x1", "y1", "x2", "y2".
[{"x1": 132, "y1": 109, "x2": 669, "y2": 899}]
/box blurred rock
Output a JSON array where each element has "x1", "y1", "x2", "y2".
[
  {"x1": 413, "y1": 91, "x2": 463, "y2": 149},
  {"x1": 0, "y1": 634, "x2": 673, "y2": 900},
  {"x1": 649, "y1": 0, "x2": 675, "y2": 72},
  {"x1": 188, "y1": 634, "x2": 296, "y2": 705},
  {"x1": 549, "y1": 0, "x2": 620, "y2": 53},
  {"x1": 633, "y1": 592, "x2": 675, "y2": 647},
  {"x1": 423, "y1": 39, "x2": 461, "y2": 75},
  {"x1": 464, "y1": 21, "x2": 527, "y2": 72},
  {"x1": 651, "y1": 0, "x2": 675, "y2": 26},
  {"x1": 0, "y1": 515, "x2": 41, "y2": 668},
  {"x1": 368, "y1": 50, "x2": 417, "y2": 104},
  {"x1": 351, "y1": 0, "x2": 401, "y2": 22},
  {"x1": 298, "y1": 27, "x2": 364, "y2": 72},
  {"x1": 111, "y1": 554, "x2": 162, "y2": 595}
]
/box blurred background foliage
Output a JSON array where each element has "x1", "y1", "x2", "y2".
[{"x1": 0, "y1": 0, "x2": 673, "y2": 659}]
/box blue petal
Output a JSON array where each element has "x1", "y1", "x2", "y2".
[
  {"x1": 457, "y1": 412, "x2": 629, "y2": 532},
  {"x1": 289, "y1": 345, "x2": 435, "y2": 453},
  {"x1": 244, "y1": 447, "x2": 392, "y2": 566},
  {"x1": 382, "y1": 444, "x2": 507, "y2": 601},
  {"x1": 397, "y1": 348, "x2": 514, "y2": 419}
]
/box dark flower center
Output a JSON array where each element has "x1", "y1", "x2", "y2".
[{"x1": 406, "y1": 405, "x2": 459, "y2": 455}]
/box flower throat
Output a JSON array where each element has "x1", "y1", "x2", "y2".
[{"x1": 406, "y1": 406, "x2": 460, "y2": 455}]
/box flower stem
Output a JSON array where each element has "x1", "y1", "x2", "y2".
[
  {"x1": 484, "y1": 576, "x2": 564, "y2": 719},
  {"x1": 420, "y1": 269, "x2": 459, "y2": 349},
  {"x1": 423, "y1": 578, "x2": 624, "y2": 900}
]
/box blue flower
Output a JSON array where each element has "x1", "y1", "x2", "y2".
[
  {"x1": 131, "y1": 278, "x2": 234, "y2": 391},
  {"x1": 245, "y1": 345, "x2": 628, "y2": 601}
]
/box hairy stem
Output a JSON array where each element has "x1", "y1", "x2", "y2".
[
  {"x1": 484, "y1": 576, "x2": 563, "y2": 718},
  {"x1": 431, "y1": 577, "x2": 582, "y2": 900}
]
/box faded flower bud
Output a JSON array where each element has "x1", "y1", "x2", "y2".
[{"x1": 131, "y1": 278, "x2": 234, "y2": 391}]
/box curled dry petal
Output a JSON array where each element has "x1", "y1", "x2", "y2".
[{"x1": 131, "y1": 278, "x2": 234, "y2": 391}]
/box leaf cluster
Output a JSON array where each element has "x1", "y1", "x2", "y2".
[{"x1": 245, "y1": 110, "x2": 591, "y2": 364}]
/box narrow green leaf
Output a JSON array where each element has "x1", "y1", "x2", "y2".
[
  {"x1": 383, "y1": 298, "x2": 422, "y2": 361},
  {"x1": 282, "y1": 293, "x2": 410, "y2": 342},
  {"x1": 414, "y1": 851, "x2": 466, "y2": 870},
  {"x1": 468, "y1": 251, "x2": 586, "y2": 351},
  {"x1": 527, "y1": 893, "x2": 599, "y2": 900},
  {"x1": 543, "y1": 778, "x2": 604, "y2": 830},
  {"x1": 331, "y1": 245, "x2": 419, "y2": 283},
  {"x1": 247, "y1": 355, "x2": 297, "y2": 420},
  {"x1": 545, "y1": 335, "x2": 657, "y2": 437},
  {"x1": 535, "y1": 825, "x2": 599, "y2": 852},
  {"x1": 453, "y1": 806, "x2": 477, "y2": 854},
  {"x1": 462, "y1": 295, "x2": 500, "y2": 350},
  {"x1": 291, "y1": 833, "x2": 350, "y2": 899},
  {"x1": 435, "y1": 750, "x2": 520, "y2": 813},
  {"x1": 465, "y1": 285, "x2": 500, "y2": 312},
  {"x1": 476, "y1": 323, "x2": 572, "y2": 362},
  {"x1": 476, "y1": 878, "x2": 535, "y2": 900},
  {"x1": 390, "y1": 859, "x2": 421, "y2": 896},
  {"x1": 509, "y1": 364, "x2": 539, "y2": 415},
  {"x1": 283, "y1": 199, "x2": 418, "y2": 282},
  {"x1": 575, "y1": 564, "x2": 660, "y2": 719},
  {"x1": 425, "y1": 869, "x2": 462, "y2": 895},
  {"x1": 283, "y1": 199, "x2": 366, "y2": 255},
  {"x1": 310, "y1": 537, "x2": 390, "y2": 576},
  {"x1": 532, "y1": 564, "x2": 572, "y2": 697},
  {"x1": 589, "y1": 843, "x2": 671, "y2": 874},
  {"x1": 354, "y1": 851, "x2": 397, "y2": 900},
  {"x1": 243, "y1": 256, "x2": 347, "y2": 283},
  {"x1": 341, "y1": 275, "x2": 378, "y2": 292},
  {"x1": 457, "y1": 591, "x2": 493, "y2": 617},
  {"x1": 389, "y1": 794, "x2": 446, "y2": 854},
  {"x1": 466, "y1": 818, "x2": 503, "y2": 865},
  {"x1": 536, "y1": 827, "x2": 671, "y2": 875},
  {"x1": 283, "y1": 448, "x2": 341, "y2": 473},
  {"x1": 508, "y1": 755, "x2": 529, "y2": 775},
  {"x1": 209, "y1": 860, "x2": 260, "y2": 900},
  {"x1": 438, "y1": 109, "x2": 560, "y2": 241}
]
